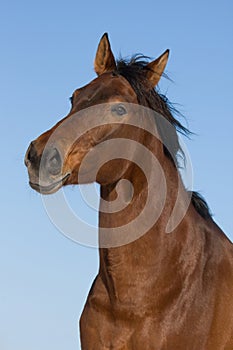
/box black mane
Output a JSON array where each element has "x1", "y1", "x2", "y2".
[
  {"x1": 116, "y1": 55, "x2": 189, "y2": 134},
  {"x1": 190, "y1": 191, "x2": 212, "y2": 219},
  {"x1": 116, "y1": 56, "x2": 189, "y2": 162},
  {"x1": 115, "y1": 55, "x2": 212, "y2": 220}
]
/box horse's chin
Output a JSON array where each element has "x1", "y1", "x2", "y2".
[{"x1": 29, "y1": 173, "x2": 70, "y2": 195}]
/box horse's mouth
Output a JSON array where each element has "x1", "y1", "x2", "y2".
[{"x1": 29, "y1": 173, "x2": 70, "y2": 195}]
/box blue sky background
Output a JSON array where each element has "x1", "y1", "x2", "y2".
[{"x1": 1, "y1": 1, "x2": 232, "y2": 349}]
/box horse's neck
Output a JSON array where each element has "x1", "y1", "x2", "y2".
[{"x1": 98, "y1": 159, "x2": 204, "y2": 303}]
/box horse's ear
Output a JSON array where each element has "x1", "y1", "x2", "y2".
[
  {"x1": 94, "y1": 33, "x2": 117, "y2": 76},
  {"x1": 146, "y1": 50, "x2": 169, "y2": 87}
]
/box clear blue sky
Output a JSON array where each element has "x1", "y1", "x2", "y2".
[{"x1": 1, "y1": 1, "x2": 232, "y2": 349}]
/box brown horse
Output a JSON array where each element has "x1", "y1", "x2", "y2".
[{"x1": 25, "y1": 34, "x2": 233, "y2": 349}]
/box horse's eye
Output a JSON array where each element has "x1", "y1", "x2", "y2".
[{"x1": 111, "y1": 104, "x2": 127, "y2": 116}]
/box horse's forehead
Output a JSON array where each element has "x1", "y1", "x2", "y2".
[
  {"x1": 90, "y1": 73, "x2": 131, "y2": 90},
  {"x1": 77, "y1": 73, "x2": 136, "y2": 101}
]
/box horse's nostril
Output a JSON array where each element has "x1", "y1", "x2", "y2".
[
  {"x1": 46, "y1": 148, "x2": 62, "y2": 175},
  {"x1": 25, "y1": 141, "x2": 37, "y2": 167}
]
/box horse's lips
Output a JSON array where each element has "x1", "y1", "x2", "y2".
[{"x1": 29, "y1": 173, "x2": 70, "y2": 194}]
